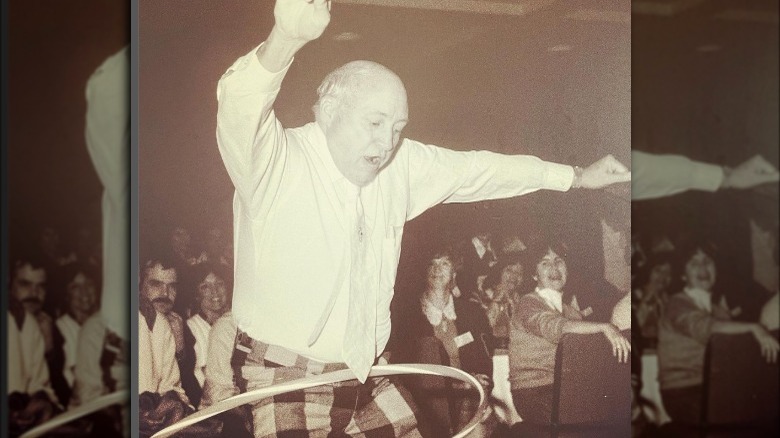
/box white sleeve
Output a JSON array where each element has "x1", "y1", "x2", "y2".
[
  {"x1": 631, "y1": 151, "x2": 723, "y2": 200},
  {"x1": 402, "y1": 140, "x2": 574, "y2": 221},
  {"x1": 216, "y1": 45, "x2": 293, "y2": 220},
  {"x1": 85, "y1": 47, "x2": 130, "y2": 340}
]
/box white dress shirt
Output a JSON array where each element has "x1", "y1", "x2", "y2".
[
  {"x1": 7, "y1": 312, "x2": 55, "y2": 400},
  {"x1": 85, "y1": 47, "x2": 129, "y2": 340},
  {"x1": 138, "y1": 311, "x2": 187, "y2": 403},
  {"x1": 217, "y1": 46, "x2": 575, "y2": 364},
  {"x1": 72, "y1": 313, "x2": 128, "y2": 407},
  {"x1": 55, "y1": 314, "x2": 81, "y2": 389},
  {"x1": 186, "y1": 314, "x2": 212, "y2": 388}
]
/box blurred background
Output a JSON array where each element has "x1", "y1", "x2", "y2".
[{"x1": 6, "y1": 0, "x2": 128, "y2": 265}]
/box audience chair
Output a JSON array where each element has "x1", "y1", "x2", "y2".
[{"x1": 699, "y1": 332, "x2": 779, "y2": 437}]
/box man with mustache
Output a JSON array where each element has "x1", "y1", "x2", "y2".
[
  {"x1": 7, "y1": 252, "x2": 59, "y2": 436},
  {"x1": 137, "y1": 251, "x2": 192, "y2": 438},
  {"x1": 207, "y1": 1, "x2": 631, "y2": 436}
]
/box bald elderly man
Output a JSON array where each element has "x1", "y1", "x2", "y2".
[{"x1": 204, "y1": 0, "x2": 631, "y2": 436}]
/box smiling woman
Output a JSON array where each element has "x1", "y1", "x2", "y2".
[
  {"x1": 657, "y1": 239, "x2": 780, "y2": 425},
  {"x1": 509, "y1": 238, "x2": 631, "y2": 426}
]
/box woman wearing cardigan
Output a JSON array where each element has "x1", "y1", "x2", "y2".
[{"x1": 509, "y1": 240, "x2": 631, "y2": 424}]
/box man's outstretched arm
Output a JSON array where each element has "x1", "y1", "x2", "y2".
[{"x1": 632, "y1": 151, "x2": 779, "y2": 201}]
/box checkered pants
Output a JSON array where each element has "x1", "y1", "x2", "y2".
[{"x1": 230, "y1": 330, "x2": 422, "y2": 438}]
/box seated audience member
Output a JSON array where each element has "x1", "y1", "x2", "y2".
[
  {"x1": 498, "y1": 233, "x2": 527, "y2": 257},
  {"x1": 509, "y1": 239, "x2": 630, "y2": 424},
  {"x1": 7, "y1": 252, "x2": 59, "y2": 436},
  {"x1": 56, "y1": 263, "x2": 100, "y2": 400},
  {"x1": 475, "y1": 255, "x2": 524, "y2": 348},
  {"x1": 657, "y1": 241, "x2": 779, "y2": 425},
  {"x1": 138, "y1": 253, "x2": 193, "y2": 438},
  {"x1": 457, "y1": 229, "x2": 497, "y2": 299},
  {"x1": 203, "y1": 227, "x2": 232, "y2": 267},
  {"x1": 138, "y1": 248, "x2": 200, "y2": 408},
  {"x1": 403, "y1": 249, "x2": 494, "y2": 437},
  {"x1": 10, "y1": 248, "x2": 71, "y2": 409},
  {"x1": 186, "y1": 262, "x2": 232, "y2": 406},
  {"x1": 632, "y1": 252, "x2": 673, "y2": 348},
  {"x1": 170, "y1": 226, "x2": 206, "y2": 267}
]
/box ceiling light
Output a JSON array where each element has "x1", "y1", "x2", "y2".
[
  {"x1": 334, "y1": 32, "x2": 361, "y2": 42},
  {"x1": 548, "y1": 44, "x2": 573, "y2": 52}
]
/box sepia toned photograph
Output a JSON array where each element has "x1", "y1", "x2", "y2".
[
  {"x1": 138, "y1": 0, "x2": 631, "y2": 437},
  {"x1": 4, "y1": 1, "x2": 130, "y2": 437},
  {"x1": 630, "y1": 0, "x2": 779, "y2": 436}
]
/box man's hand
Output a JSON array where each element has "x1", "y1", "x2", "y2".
[
  {"x1": 752, "y1": 324, "x2": 779, "y2": 364},
  {"x1": 577, "y1": 154, "x2": 631, "y2": 189},
  {"x1": 721, "y1": 155, "x2": 780, "y2": 190},
  {"x1": 259, "y1": 0, "x2": 332, "y2": 72},
  {"x1": 23, "y1": 396, "x2": 55, "y2": 425},
  {"x1": 274, "y1": 0, "x2": 331, "y2": 44}
]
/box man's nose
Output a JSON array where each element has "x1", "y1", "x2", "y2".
[{"x1": 376, "y1": 129, "x2": 394, "y2": 152}]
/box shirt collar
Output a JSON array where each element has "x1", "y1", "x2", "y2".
[
  {"x1": 535, "y1": 287, "x2": 563, "y2": 313},
  {"x1": 421, "y1": 293, "x2": 457, "y2": 326},
  {"x1": 684, "y1": 287, "x2": 712, "y2": 313}
]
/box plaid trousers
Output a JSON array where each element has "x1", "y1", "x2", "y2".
[{"x1": 215, "y1": 326, "x2": 422, "y2": 438}]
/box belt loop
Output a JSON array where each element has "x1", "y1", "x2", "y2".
[{"x1": 231, "y1": 330, "x2": 252, "y2": 393}]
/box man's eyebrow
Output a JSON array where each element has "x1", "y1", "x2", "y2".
[{"x1": 368, "y1": 111, "x2": 407, "y2": 123}]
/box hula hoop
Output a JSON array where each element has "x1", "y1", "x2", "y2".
[
  {"x1": 18, "y1": 390, "x2": 129, "y2": 438},
  {"x1": 152, "y1": 364, "x2": 487, "y2": 438}
]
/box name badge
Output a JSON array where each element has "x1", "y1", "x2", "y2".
[{"x1": 454, "y1": 331, "x2": 474, "y2": 348}]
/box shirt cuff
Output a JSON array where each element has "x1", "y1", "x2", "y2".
[
  {"x1": 220, "y1": 43, "x2": 293, "y2": 94},
  {"x1": 688, "y1": 161, "x2": 724, "y2": 192},
  {"x1": 543, "y1": 162, "x2": 576, "y2": 192}
]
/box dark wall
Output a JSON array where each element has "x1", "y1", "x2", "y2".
[
  {"x1": 8, "y1": 0, "x2": 128, "y2": 251},
  {"x1": 632, "y1": 5, "x2": 779, "y2": 312}
]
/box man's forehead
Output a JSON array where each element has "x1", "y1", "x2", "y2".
[
  {"x1": 16, "y1": 263, "x2": 46, "y2": 281},
  {"x1": 146, "y1": 263, "x2": 177, "y2": 280},
  {"x1": 69, "y1": 272, "x2": 94, "y2": 285},
  {"x1": 201, "y1": 272, "x2": 224, "y2": 283},
  {"x1": 690, "y1": 250, "x2": 712, "y2": 261}
]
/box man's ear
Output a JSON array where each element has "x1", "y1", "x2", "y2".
[{"x1": 319, "y1": 96, "x2": 338, "y2": 126}]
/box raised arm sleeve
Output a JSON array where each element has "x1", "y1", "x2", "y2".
[
  {"x1": 85, "y1": 47, "x2": 130, "y2": 340},
  {"x1": 632, "y1": 151, "x2": 724, "y2": 201},
  {"x1": 216, "y1": 45, "x2": 293, "y2": 219}
]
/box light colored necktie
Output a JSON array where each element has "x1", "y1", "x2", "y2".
[{"x1": 342, "y1": 188, "x2": 376, "y2": 382}]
